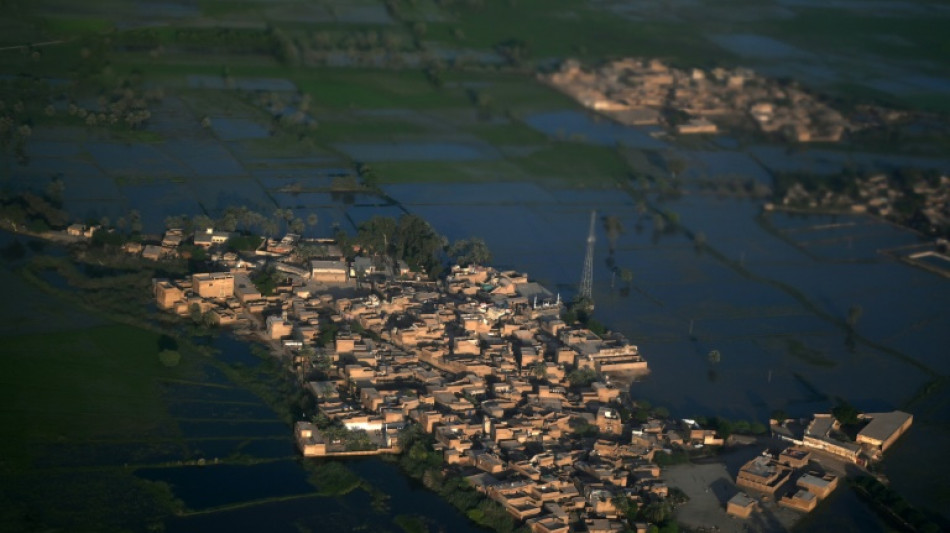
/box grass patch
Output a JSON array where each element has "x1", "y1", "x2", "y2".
[
  {"x1": 307, "y1": 116, "x2": 432, "y2": 143},
  {"x1": 40, "y1": 15, "x2": 114, "y2": 37},
  {"x1": 464, "y1": 120, "x2": 550, "y2": 145},
  {"x1": 306, "y1": 461, "x2": 362, "y2": 496},
  {"x1": 426, "y1": 0, "x2": 733, "y2": 65},
  {"x1": 443, "y1": 71, "x2": 580, "y2": 112},
  {"x1": 0, "y1": 323, "x2": 186, "y2": 467},
  {"x1": 0, "y1": 469, "x2": 179, "y2": 532},
  {"x1": 294, "y1": 69, "x2": 470, "y2": 110},
  {"x1": 394, "y1": 514, "x2": 429, "y2": 533},
  {"x1": 371, "y1": 141, "x2": 632, "y2": 187},
  {"x1": 512, "y1": 142, "x2": 632, "y2": 187},
  {"x1": 761, "y1": 8, "x2": 950, "y2": 65}
]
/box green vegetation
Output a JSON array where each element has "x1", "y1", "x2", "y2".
[
  {"x1": 514, "y1": 143, "x2": 632, "y2": 187},
  {"x1": 567, "y1": 367, "x2": 598, "y2": 388},
  {"x1": 227, "y1": 234, "x2": 264, "y2": 252},
  {"x1": 352, "y1": 214, "x2": 447, "y2": 278},
  {"x1": 0, "y1": 293, "x2": 192, "y2": 531},
  {"x1": 159, "y1": 349, "x2": 182, "y2": 367},
  {"x1": 294, "y1": 69, "x2": 469, "y2": 110},
  {"x1": 251, "y1": 264, "x2": 280, "y2": 295},
  {"x1": 447, "y1": 237, "x2": 492, "y2": 267},
  {"x1": 762, "y1": 8, "x2": 950, "y2": 66},
  {"x1": 832, "y1": 399, "x2": 861, "y2": 426},
  {"x1": 306, "y1": 461, "x2": 363, "y2": 496},
  {"x1": 394, "y1": 514, "x2": 429, "y2": 533},
  {"x1": 425, "y1": 0, "x2": 731, "y2": 66},
  {"x1": 395, "y1": 426, "x2": 520, "y2": 533},
  {"x1": 652, "y1": 449, "x2": 691, "y2": 467},
  {"x1": 0, "y1": 324, "x2": 185, "y2": 466},
  {"x1": 319, "y1": 425, "x2": 377, "y2": 452}
]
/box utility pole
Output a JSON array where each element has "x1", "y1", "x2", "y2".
[{"x1": 579, "y1": 210, "x2": 596, "y2": 307}]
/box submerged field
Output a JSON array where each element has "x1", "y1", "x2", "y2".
[{"x1": 0, "y1": 242, "x2": 482, "y2": 532}]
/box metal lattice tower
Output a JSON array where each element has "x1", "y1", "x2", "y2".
[{"x1": 579, "y1": 210, "x2": 596, "y2": 302}]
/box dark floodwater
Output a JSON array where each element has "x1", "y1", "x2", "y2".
[
  {"x1": 161, "y1": 458, "x2": 483, "y2": 533},
  {"x1": 138, "y1": 461, "x2": 315, "y2": 510}
]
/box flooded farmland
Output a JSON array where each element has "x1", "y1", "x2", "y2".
[{"x1": 5, "y1": 89, "x2": 950, "y2": 524}]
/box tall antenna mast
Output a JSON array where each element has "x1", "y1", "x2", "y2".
[{"x1": 580, "y1": 210, "x2": 596, "y2": 304}]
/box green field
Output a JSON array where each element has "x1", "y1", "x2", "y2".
[
  {"x1": 0, "y1": 322, "x2": 186, "y2": 468},
  {"x1": 0, "y1": 269, "x2": 192, "y2": 531}
]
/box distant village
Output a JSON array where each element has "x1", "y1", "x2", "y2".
[
  {"x1": 771, "y1": 171, "x2": 950, "y2": 235},
  {"x1": 543, "y1": 58, "x2": 856, "y2": 142},
  {"x1": 113, "y1": 223, "x2": 916, "y2": 533}
]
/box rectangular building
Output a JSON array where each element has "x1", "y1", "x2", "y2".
[{"x1": 192, "y1": 272, "x2": 235, "y2": 299}]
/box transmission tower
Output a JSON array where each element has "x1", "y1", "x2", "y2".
[{"x1": 579, "y1": 210, "x2": 596, "y2": 305}]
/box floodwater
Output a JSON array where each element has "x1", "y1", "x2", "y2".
[
  {"x1": 524, "y1": 110, "x2": 668, "y2": 149},
  {"x1": 385, "y1": 175, "x2": 950, "y2": 520},
  {"x1": 4, "y1": 31, "x2": 950, "y2": 525}
]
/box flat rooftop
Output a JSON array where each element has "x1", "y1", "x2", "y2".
[
  {"x1": 806, "y1": 416, "x2": 835, "y2": 438},
  {"x1": 729, "y1": 492, "x2": 756, "y2": 507},
  {"x1": 858, "y1": 411, "x2": 912, "y2": 443},
  {"x1": 798, "y1": 474, "x2": 831, "y2": 488}
]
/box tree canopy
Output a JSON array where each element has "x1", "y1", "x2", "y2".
[{"x1": 448, "y1": 237, "x2": 492, "y2": 267}]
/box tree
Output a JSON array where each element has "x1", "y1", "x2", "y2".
[
  {"x1": 832, "y1": 399, "x2": 860, "y2": 426},
  {"x1": 847, "y1": 304, "x2": 863, "y2": 328},
  {"x1": 528, "y1": 361, "x2": 547, "y2": 382},
  {"x1": 394, "y1": 214, "x2": 444, "y2": 278},
  {"x1": 165, "y1": 214, "x2": 189, "y2": 231},
  {"x1": 640, "y1": 501, "x2": 672, "y2": 524},
  {"x1": 568, "y1": 367, "x2": 598, "y2": 388},
  {"x1": 192, "y1": 214, "x2": 214, "y2": 231},
  {"x1": 355, "y1": 215, "x2": 397, "y2": 256},
  {"x1": 448, "y1": 237, "x2": 492, "y2": 267},
  {"x1": 188, "y1": 303, "x2": 202, "y2": 323},
  {"x1": 694, "y1": 231, "x2": 706, "y2": 250},
  {"x1": 603, "y1": 215, "x2": 624, "y2": 253},
  {"x1": 128, "y1": 210, "x2": 143, "y2": 234},
  {"x1": 619, "y1": 267, "x2": 634, "y2": 297},
  {"x1": 307, "y1": 213, "x2": 318, "y2": 227}
]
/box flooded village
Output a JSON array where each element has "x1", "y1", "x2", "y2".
[
  {"x1": 4, "y1": 0, "x2": 950, "y2": 531},
  {"x1": 140, "y1": 224, "x2": 914, "y2": 532},
  {"x1": 543, "y1": 58, "x2": 858, "y2": 142}
]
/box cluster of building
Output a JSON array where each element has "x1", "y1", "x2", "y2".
[
  {"x1": 152, "y1": 236, "x2": 363, "y2": 329},
  {"x1": 152, "y1": 246, "x2": 768, "y2": 532},
  {"x1": 777, "y1": 172, "x2": 950, "y2": 228},
  {"x1": 543, "y1": 58, "x2": 852, "y2": 142},
  {"x1": 148, "y1": 228, "x2": 917, "y2": 531},
  {"x1": 729, "y1": 447, "x2": 840, "y2": 518},
  {"x1": 725, "y1": 410, "x2": 913, "y2": 520}
]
